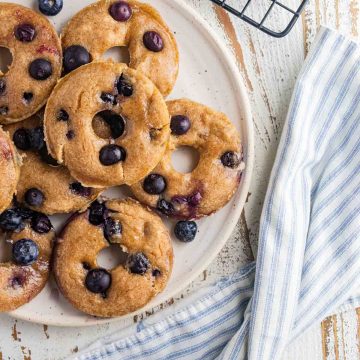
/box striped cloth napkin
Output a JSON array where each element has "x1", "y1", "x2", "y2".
[{"x1": 72, "y1": 27, "x2": 360, "y2": 360}]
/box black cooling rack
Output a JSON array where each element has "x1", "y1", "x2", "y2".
[{"x1": 210, "y1": 0, "x2": 309, "y2": 38}]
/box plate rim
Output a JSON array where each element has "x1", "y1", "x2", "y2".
[{"x1": 8, "y1": 0, "x2": 254, "y2": 327}]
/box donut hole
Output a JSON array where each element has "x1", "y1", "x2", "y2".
[
  {"x1": 96, "y1": 244, "x2": 128, "y2": 270},
  {"x1": 0, "y1": 47, "x2": 13, "y2": 75},
  {"x1": 92, "y1": 110, "x2": 126, "y2": 139},
  {"x1": 102, "y1": 46, "x2": 130, "y2": 65},
  {"x1": 0, "y1": 237, "x2": 12, "y2": 263},
  {"x1": 171, "y1": 146, "x2": 200, "y2": 174}
]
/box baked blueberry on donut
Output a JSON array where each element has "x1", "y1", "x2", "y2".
[
  {"x1": 131, "y1": 99, "x2": 244, "y2": 219},
  {"x1": 170, "y1": 115, "x2": 191, "y2": 135},
  {"x1": 0, "y1": 128, "x2": 21, "y2": 213},
  {"x1": 44, "y1": 62, "x2": 170, "y2": 188},
  {"x1": 0, "y1": 206, "x2": 55, "y2": 312},
  {"x1": 15, "y1": 24, "x2": 36, "y2": 42},
  {"x1": 61, "y1": 0, "x2": 179, "y2": 96},
  {"x1": 63, "y1": 45, "x2": 91, "y2": 74},
  {"x1": 109, "y1": 1, "x2": 133, "y2": 22},
  {"x1": 29, "y1": 59, "x2": 53, "y2": 80},
  {"x1": 53, "y1": 199, "x2": 173, "y2": 317},
  {"x1": 0, "y1": 3, "x2": 62, "y2": 124},
  {"x1": 4, "y1": 114, "x2": 103, "y2": 215}
]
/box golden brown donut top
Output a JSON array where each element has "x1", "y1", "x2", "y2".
[
  {"x1": 131, "y1": 99, "x2": 244, "y2": 219},
  {"x1": 0, "y1": 3, "x2": 62, "y2": 124},
  {"x1": 44, "y1": 61, "x2": 170, "y2": 188},
  {"x1": 0, "y1": 127, "x2": 21, "y2": 213},
  {"x1": 61, "y1": 0, "x2": 179, "y2": 96},
  {"x1": 53, "y1": 198, "x2": 173, "y2": 317},
  {"x1": 0, "y1": 216, "x2": 54, "y2": 312},
  {"x1": 5, "y1": 114, "x2": 103, "y2": 215}
]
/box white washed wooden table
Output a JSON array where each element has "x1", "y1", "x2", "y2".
[{"x1": 0, "y1": 1, "x2": 359, "y2": 359}]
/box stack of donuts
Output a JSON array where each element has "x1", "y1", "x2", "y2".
[{"x1": 0, "y1": 0, "x2": 244, "y2": 317}]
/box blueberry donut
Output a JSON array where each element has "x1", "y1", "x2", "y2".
[
  {"x1": 0, "y1": 127, "x2": 21, "y2": 213},
  {"x1": 44, "y1": 61, "x2": 170, "y2": 188},
  {"x1": 0, "y1": 207, "x2": 54, "y2": 312},
  {"x1": 4, "y1": 114, "x2": 103, "y2": 215},
  {"x1": 0, "y1": 3, "x2": 62, "y2": 124},
  {"x1": 61, "y1": 0, "x2": 178, "y2": 96},
  {"x1": 131, "y1": 99, "x2": 244, "y2": 220},
  {"x1": 53, "y1": 198, "x2": 173, "y2": 317}
]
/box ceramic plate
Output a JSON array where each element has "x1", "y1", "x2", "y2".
[{"x1": 5, "y1": 0, "x2": 254, "y2": 326}]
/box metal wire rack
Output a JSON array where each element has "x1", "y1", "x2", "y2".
[{"x1": 209, "y1": 0, "x2": 309, "y2": 38}]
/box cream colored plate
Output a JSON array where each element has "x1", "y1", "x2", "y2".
[{"x1": 6, "y1": 0, "x2": 254, "y2": 326}]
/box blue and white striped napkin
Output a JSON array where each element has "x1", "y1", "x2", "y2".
[{"x1": 72, "y1": 27, "x2": 360, "y2": 360}]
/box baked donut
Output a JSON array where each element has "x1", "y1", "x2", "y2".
[
  {"x1": 0, "y1": 127, "x2": 21, "y2": 213},
  {"x1": 53, "y1": 198, "x2": 173, "y2": 317},
  {"x1": 0, "y1": 3, "x2": 62, "y2": 124},
  {"x1": 44, "y1": 61, "x2": 170, "y2": 188},
  {"x1": 131, "y1": 99, "x2": 244, "y2": 219},
  {"x1": 61, "y1": 0, "x2": 178, "y2": 96},
  {"x1": 0, "y1": 207, "x2": 54, "y2": 312},
  {"x1": 4, "y1": 113, "x2": 103, "y2": 215}
]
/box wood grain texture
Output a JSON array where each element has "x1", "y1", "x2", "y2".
[{"x1": 0, "y1": 0, "x2": 358, "y2": 359}]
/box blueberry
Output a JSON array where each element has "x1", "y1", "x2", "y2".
[
  {"x1": 23, "y1": 92, "x2": 34, "y2": 103},
  {"x1": 85, "y1": 268, "x2": 111, "y2": 293},
  {"x1": 0, "y1": 79, "x2": 6, "y2": 95},
  {"x1": 38, "y1": 0, "x2": 63, "y2": 16},
  {"x1": 28, "y1": 127, "x2": 45, "y2": 150},
  {"x1": 157, "y1": 199, "x2": 175, "y2": 216},
  {"x1": 63, "y1": 45, "x2": 91, "y2": 73},
  {"x1": 31, "y1": 212, "x2": 52, "y2": 234},
  {"x1": 16, "y1": 207, "x2": 35, "y2": 220},
  {"x1": 0, "y1": 209, "x2": 24, "y2": 232},
  {"x1": 57, "y1": 109, "x2": 69, "y2": 121},
  {"x1": 66, "y1": 130, "x2": 75, "y2": 140},
  {"x1": 29, "y1": 59, "x2": 52, "y2": 80},
  {"x1": 143, "y1": 174, "x2": 166, "y2": 195},
  {"x1": 127, "y1": 252, "x2": 150, "y2": 275},
  {"x1": 0, "y1": 106, "x2": 9, "y2": 115},
  {"x1": 69, "y1": 182, "x2": 92, "y2": 197},
  {"x1": 143, "y1": 31, "x2": 164, "y2": 52},
  {"x1": 109, "y1": 1, "x2": 132, "y2": 22},
  {"x1": 99, "y1": 145, "x2": 126, "y2": 166},
  {"x1": 100, "y1": 92, "x2": 116, "y2": 105},
  {"x1": 14, "y1": 24, "x2": 36, "y2": 42},
  {"x1": 24, "y1": 188, "x2": 44, "y2": 207},
  {"x1": 221, "y1": 151, "x2": 240, "y2": 168},
  {"x1": 103, "y1": 217, "x2": 122, "y2": 242},
  {"x1": 174, "y1": 221, "x2": 197, "y2": 242},
  {"x1": 13, "y1": 128, "x2": 31, "y2": 151},
  {"x1": 89, "y1": 201, "x2": 107, "y2": 226},
  {"x1": 38, "y1": 145, "x2": 59, "y2": 166},
  {"x1": 12, "y1": 239, "x2": 39, "y2": 266},
  {"x1": 116, "y1": 75, "x2": 133, "y2": 97},
  {"x1": 170, "y1": 115, "x2": 191, "y2": 135},
  {"x1": 99, "y1": 111, "x2": 126, "y2": 139}
]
